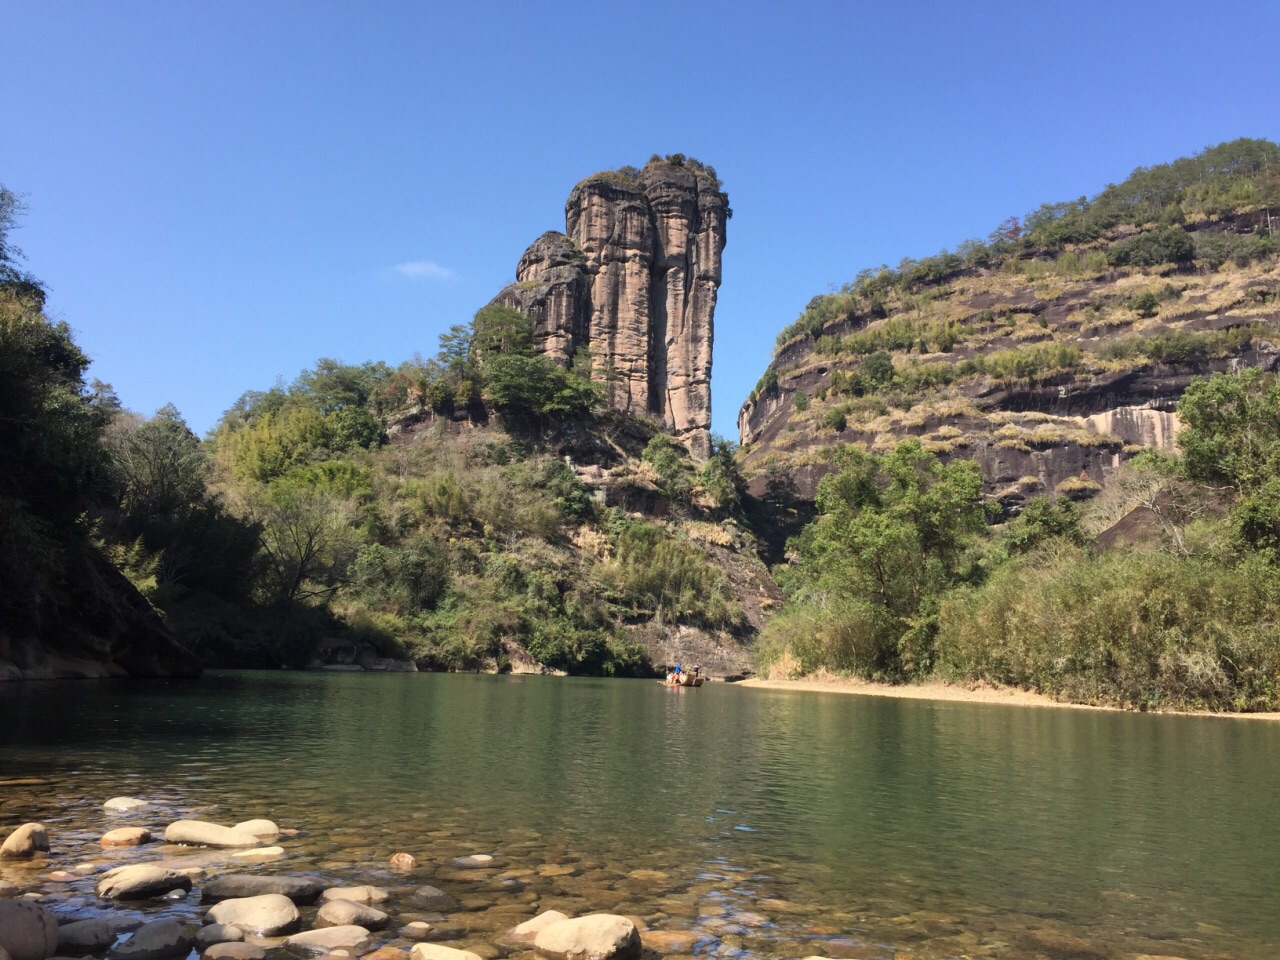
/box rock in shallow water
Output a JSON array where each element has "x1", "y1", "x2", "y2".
[
  {"x1": 1, "y1": 824, "x2": 49, "y2": 860},
  {"x1": 317, "y1": 899, "x2": 389, "y2": 931},
  {"x1": 230, "y1": 846, "x2": 284, "y2": 862},
  {"x1": 204, "y1": 893, "x2": 300, "y2": 936},
  {"x1": 162, "y1": 820, "x2": 260, "y2": 848},
  {"x1": 195, "y1": 925, "x2": 244, "y2": 947},
  {"x1": 101, "y1": 828, "x2": 151, "y2": 848},
  {"x1": 203, "y1": 944, "x2": 265, "y2": 960},
  {"x1": 231, "y1": 819, "x2": 279, "y2": 838},
  {"x1": 534, "y1": 915, "x2": 641, "y2": 960},
  {"x1": 56, "y1": 919, "x2": 116, "y2": 954},
  {"x1": 322, "y1": 885, "x2": 389, "y2": 904},
  {"x1": 95, "y1": 865, "x2": 192, "y2": 900},
  {"x1": 0, "y1": 900, "x2": 59, "y2": 960},
  {"x1": 0, "y1": 881, "x2": 18, "y2": 899},
  {"x1": 106, "y1": 920, "x2": 194, "y2": 960},
  {"x1": 283, "y1": 926, "x2": 371, "y2": 957},
  {"x1": 102, "y1": 798, "x2": 147, "y2": 813},
  {"x1": 410, "y1": 947, "x2": 484, "y2": 960},
  {"x1": 509, "y1": 911, "x2": 569, "y2": 944},
  {"x1": 201, "y1": 875, "x2": 323, "y2": 904}
]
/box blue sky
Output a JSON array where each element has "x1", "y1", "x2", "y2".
[{"x1": 5, "y1": 1, "x2": 1279, "y2": 441}]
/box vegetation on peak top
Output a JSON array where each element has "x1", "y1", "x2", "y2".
[
  {"x1": 769, "y1": 138, "x2": 1279, "y2": 355},
  {"x1": 575, "y1": 154, "x2": 730, "y2": 216}
]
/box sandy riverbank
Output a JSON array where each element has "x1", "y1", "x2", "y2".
[{"x1": 734, "y1": 674, "x2": 1280, "y2": 720}]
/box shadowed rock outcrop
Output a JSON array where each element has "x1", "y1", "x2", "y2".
[{"x1": 493, "y1": 160, "x2": 728, "y2": 459}]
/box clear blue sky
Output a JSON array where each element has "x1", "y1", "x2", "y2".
[{"x1": 5, "y1": 1, "x2": 1279, "y2": 441}]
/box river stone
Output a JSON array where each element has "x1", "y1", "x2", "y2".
[
  {"x1": 410, "y1": 947, "x2": 484, "y2": 960},
  {"x1": 639, "y1": 931, "x2": 700, "y2": 954},
  {"x1": 1, "y1": 824, "x2": 49, "y2": 860},
  {"x1": 162, "y1": 820, "x2": 260, "y2": 848},
  {"x1": 389, "y1": 853, "x2": 417, "y2": 870},
  {"x1": 412, "y1": 886, "x2": 455, "y2": 909},
  {"x1": 0, "y1": 901, "x2": 59, "y2": 960},
  {"x1": 453, "y1": 855, "x2": 494, "y2": 868},
  {"x1": 0, "y1": 881, "x2": 18, "y2": 899},
  {"x1": 205, "y1": 894, "x2": 300, "y2": 936},
  {"x1": 101, "y1": 828, "x2": 151, "y2": 848},
  {"x1": 316, "y1": 899, "x2": 389, "y2": 931},
  {"x1": 96, "y1": 865, "x2": 193, "y2": 900},
  {"x1": 365, "y1": 949, "x2": 408, "y2": 960},
  {"x1": 322, "y1": 885, "x2": 388, "y2": 904},
  {"x1": 195, "y1": 925, "x2": 244, "y2": 947},
  {"x1": 231, "y1": 820, "x2": 278, "y2": 838},
  {"x1": 230, "y1": 846, "x2": 284, "y2": 861},
  {"x1": 534, "y1": 915, "x2": 641, "y2": 960},
  {"x1": 203, "y1": 944, "x2": 265, "y2": 960},
  {"x1": 102, "y1": 798, "x2": 147, "y2": 813},
  {"x1": 57, "y1": 919, "x2": 116, "y2": 954},
  {"x1": 200, "y1": 875, "x2": 323, "y2": 904},
  {"x1": 107, "y1": 920, "x2": 194, "y2": 960},
  {"x1": 509, "y1": 912, "x2": 570, "y2": 944},
  {"x1": 398, "y1": 923, "x2": 432, "y2": 941},
  {"x1": 282, "y1": 926, "x2": 371, "y2": 957}
]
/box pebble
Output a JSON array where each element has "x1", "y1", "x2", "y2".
[
  {"x1": 232, "y1": 819, "x2": 279, "y2": 838},
  {"x1": 196, "y1": 925, "x2": 245, "y2": 947},
  {"x1": 105, "y1": 919, "x2": 194, "y2": 960},
  {"x1": 390, "y1": 852, "x2": 417, "y2": 869},
  {"x1": 317, "y1": 898, "x2": 390, "y2": 931},
  {"x1": 283, "y1": 926, "x2": 371, "y2": 957},
  {"x1": 95, "y1": 865, "x2": 193, "y2": 900},
  {"x1": 399, "y1": 922, "x2": 433, "y2": 941},
  {"x1": 321, "y1": 885, "x2": 389, "y2": 904},
  {"x1": 230, "y1": 846, "x2": 284, "y2": 861}
]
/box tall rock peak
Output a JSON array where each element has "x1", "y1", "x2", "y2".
[{"x1": 493, "y1": 158, "x2": 727, "y2": 458}]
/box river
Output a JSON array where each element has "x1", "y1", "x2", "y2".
[{"x1": 1, "y1": 671, "x2": 1277, "y2": 959}]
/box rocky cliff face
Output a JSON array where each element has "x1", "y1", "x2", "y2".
[
  {"x1": 738, "y1": 250, "x2": 1280, "y2": 512},
  {"x1": 493, "y1": 161, "x2": 727, "y2": 459}
]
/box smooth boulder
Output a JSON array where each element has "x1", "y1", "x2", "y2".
[
  {"x1": 162, "y1": 820, "x2": 260, "y2": 848},
  {"x1": 412, "y1": 885, "x2": 455, "y2": 909},
  {"x1": 96, "y1": 865, "x2": 192, "y2": 900},
  {"x1": 321, "y1": 885, "x2": 388, "y2": 904},
  {"x1": 57, "y1": 919, "x2": 116, "y2": 955},
  {"x1": 509, "y1": 912, "x2": 569, "y2": 944},
  {"x1": 102, "y1": 798, "x2": 147, "y2": 812},
  {"x1": 201, "y1": 875, "x2": 323, "y2": 905},
  {"x1": 1, "y1": 824, "x2": 49, "y2": 860},
  {"x1": 101, "y1": 828, "x2": 152, "y2": 848},
  {"x1": 283, "y1": 926, "x2": 371, "y2": 957},
  {"x1": 107, "y1": 920, "x2": 194, "y2": 960},
  {"x1": 195, "y1": 925, "x2": 244, "y2": 947},
  {"x1": 231, "y1": 819, "x2": 278, "y2": 838},
  {"x1": 204, "y1": 894, "x2": 300, "y2": 936},
  {"x1": 316, "y1": 899, "x2": 389, "y2": 931},
  {"x1": 534, "y1": 915, "x2": 641, "y2": 960},
  {"x1": 230, "y1": 846, "x2": 284, "y2": 861},
  {"x1": 0, "y1": 901, "x2": 59, "y2": 960}
]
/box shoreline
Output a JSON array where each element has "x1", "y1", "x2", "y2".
[{"x1": 734, "y1": 675, "x2": 1280, "y2": 720}]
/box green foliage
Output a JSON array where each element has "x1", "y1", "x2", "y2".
[
  {"x1": 599, "y1": 514, "x2": 742, "y2": 629},
  {"x1": 699, "y1": 435, "x2": 745, "y2": 515},
  {"x1": 1106, "y1": 226, "x2": 1196, "y2": 267},
  {"x1": 793, "y1": 390, "x2": 808, "y2": 412},
  {"x1": 761, "y1": 440, "x2": 988, "y2": 679},
  {"x1": 936, "y1": 545, "x2": 1280, "y2": 711},
  {"x1": 481, "y1": 352, "x2": 600, "y2": 420},
  {"x1": 1178, "y1": 369, "x2": 1280, "y2": 549},
  {"x1": 1001, "y1": 496, "x2": 1089, "y2": 555},
  {"x1": 1098, "y1": 326, "x2": 1255, "y2": 365}
]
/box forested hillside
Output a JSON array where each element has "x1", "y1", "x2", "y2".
[{"x1": 0, "y1": 187, "x2": 770, "y2": 678}]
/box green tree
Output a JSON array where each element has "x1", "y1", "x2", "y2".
[{"x1": 773, "y1": 440, "x2": 987, "y2": 677}]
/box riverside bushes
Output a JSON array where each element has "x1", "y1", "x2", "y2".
[{"x1": 935, "y1": 546, "x2": 1280, "y2": 712}]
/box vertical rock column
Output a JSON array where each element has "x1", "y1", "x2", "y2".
[
  {"x1": 566, "y1": 178, "x2": 655, "y2": 416},
  {"x1": 493, "y1": 232, "x2": 589, "y2": 365}
]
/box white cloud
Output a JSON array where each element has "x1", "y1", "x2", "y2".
[{"x1": 394, "y1": 259, "x2": 455, "y2": 280}]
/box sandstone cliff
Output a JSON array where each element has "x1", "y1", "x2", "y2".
[
  {"x1": 739, "y1": 211, "x2": 1280, "y2": 513},
  {"x1": 493, "y1": 159, "x2": 728, "y2": 459}
]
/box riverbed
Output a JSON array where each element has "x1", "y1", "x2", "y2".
[{"x1": 2, "y1": 671, "x2": 1277, "y2": 959}]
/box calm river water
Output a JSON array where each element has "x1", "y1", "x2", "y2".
[{"x1": 1, "y1": 671, "x2": 1278, "y2": 959}]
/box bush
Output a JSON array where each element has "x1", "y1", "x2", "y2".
[{"x1": 936, "y1": 545, "x2": 1280, "y2": 711}]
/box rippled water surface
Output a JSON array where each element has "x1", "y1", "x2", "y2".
[{"x1": 2, "y1": 671, "x2": 1279, "y2": 959}]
